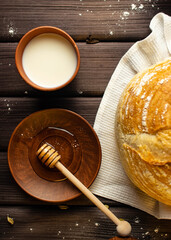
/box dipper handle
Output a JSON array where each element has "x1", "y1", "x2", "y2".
[{"x1": 36, "y1": 143, "x2": 131, "y2": 237}]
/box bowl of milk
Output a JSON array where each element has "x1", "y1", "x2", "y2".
[{"x1": 15, "y1": 26, "x2": 80, "y2": 91}]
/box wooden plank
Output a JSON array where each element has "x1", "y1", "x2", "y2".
[
  {"x1": 0, "y1": 206, "x2": 170, "y2": 240},
  {"x1": 0, "y1": 42, "x2": 133, "y2": 96},
  {"x1": 0, "y1": 0, "x2": 171, "y2": 41},
  {"x1": 0, "y1": 151, "x2": 122, "y2": 206},
  {"x1": 0, "y1": 97, "x2": 101, "y2": 149}
]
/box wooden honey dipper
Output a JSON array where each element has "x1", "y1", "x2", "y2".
[{"x1": 36, "y1": 143, "x2": 132, "y2": 237}]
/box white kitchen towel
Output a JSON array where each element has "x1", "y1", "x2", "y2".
[{"x1": 90, "y1": 12, "x2": 171, "y2": 219}]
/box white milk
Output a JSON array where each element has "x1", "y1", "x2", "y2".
[{"x1": 22, "y1": 33, "x2": 77, "y2": 88}]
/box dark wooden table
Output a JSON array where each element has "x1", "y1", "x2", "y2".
[{"x1": 0, "y1": 1, "x2": 171, "y2": 239}]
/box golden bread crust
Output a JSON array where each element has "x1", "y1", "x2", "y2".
[{"x1": 116, "y1": 58, "x2": 171, "y2": 205}]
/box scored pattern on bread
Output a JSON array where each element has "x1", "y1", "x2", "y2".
[
  {"x1": 122, "y1": 130, "x2": 171, "y2": 165},
  {"x1": 116, "y1": 58, "x2": 171, "y2": 205},
  {"x1": 123, "y1": 143, "x2": 171, "y2": 205},
  {"x1": 119, "y1": 59, "x2": 171, "y2": 135}
]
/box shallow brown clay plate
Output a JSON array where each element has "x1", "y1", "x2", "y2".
[{"x1": 8, "y1": 109, "x2": 101, "y2": 202}]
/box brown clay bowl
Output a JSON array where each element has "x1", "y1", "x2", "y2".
[
  {"x1": 8, "y1": 109, "x2": 101, "y2": 202},
  {"x1": 15, "y1": 26, "x2": 80, "y2": 91}
]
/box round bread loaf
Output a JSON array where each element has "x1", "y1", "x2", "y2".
[{"x1": 116, "y1": 58, "x2": 171, "y2": 205}]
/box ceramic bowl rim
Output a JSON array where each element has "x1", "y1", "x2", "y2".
[{"x1": 15, "y1": 26, "x2": 80, "y2": 91}]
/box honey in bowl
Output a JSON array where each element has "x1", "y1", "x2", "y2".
[{"x1": 22, "y1": 33, "x2": 77, "y2": 89}]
